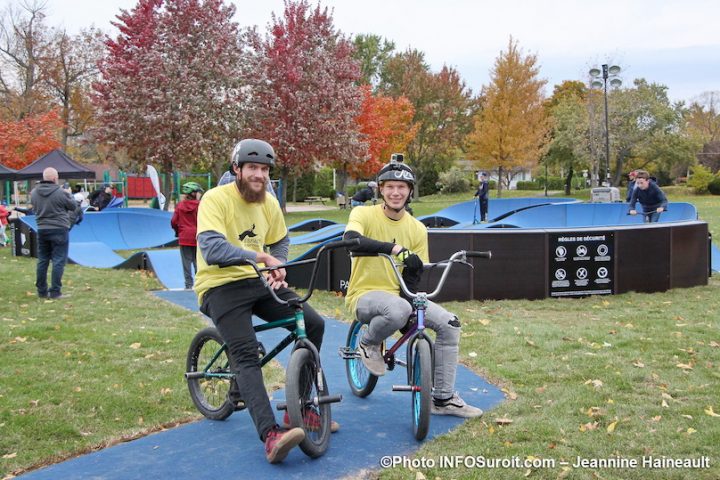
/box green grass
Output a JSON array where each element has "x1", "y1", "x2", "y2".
[{"x1": 1, "y1": 190, "x2": 719, "y2": 479}]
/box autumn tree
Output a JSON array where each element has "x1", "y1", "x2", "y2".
[
  {"x1": 354, "y1": 84, "x2": 416, "y2": 178},
  {"x1": 379, "y1": 49, "x2": 475, "y2": 196},
  {"x1": 0, "y1": 0, "x2": 54, "y2": 120},
  {"x1": 687, "y1": 91, "x2": 720, "y2": 172},
  {"x1": 93, "y1": 0, "x2": 249, "y2": 207},
  {"x1": 246, "y1": 0, "x2": 363, "y2": 209},
  {"x1": 466, "y1": 38, "x2": 550, "y2": 195},
  {"x1": 0, "y1": 109, "x2": 62, "y2": 168},
  {"x1": 45, "y1": 27, "x2": 104, "y2": 148}
]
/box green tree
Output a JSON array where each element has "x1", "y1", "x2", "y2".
[
  {"x1": 686, "y1": 91, "x2": 720, "y2": 172},
  {"x1": 545, "y1": 93, "x2": 590, "y2": 194},
  {"x1": 466, "y1": 37, "x2": 549, "y2": 195},
  {"x1": 352, "y1": 34, "x2": 395, "y2": 88}
]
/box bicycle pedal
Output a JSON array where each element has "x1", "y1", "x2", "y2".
[
  {"x1": 337, "y1": 346, "x2": 360, "y2": 359},
  {"x1": 234, "y1": 401, "x2": 246, "y2": 411},
  {"x1": 395, "y1": 359, "x2": 407, "y2": 367}
]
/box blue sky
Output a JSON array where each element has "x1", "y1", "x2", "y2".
[{"x1": 36, "y1": 0, "x2": 720, "y2": 104}]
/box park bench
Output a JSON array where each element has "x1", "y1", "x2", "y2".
[{"x1": 304, "y1": 196, "x2": 327, "y2": 206}]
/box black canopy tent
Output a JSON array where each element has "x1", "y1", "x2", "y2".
[
  {"x1": 0, "y1": 162, "x2": 16, "y2": 181},
  {"x1": 14, "y1": 149, "x2": 96, "y2": 180}
]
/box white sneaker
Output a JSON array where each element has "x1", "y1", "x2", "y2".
[
  {"x1": 359, "y1": 340, "x2": 386, "y2": 377},
  {"x1": 432, "y1": 392, "x2": 483, "y2": 418}
]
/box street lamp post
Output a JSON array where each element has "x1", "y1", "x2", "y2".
[{"x1": 589, "y1": 64, "x2": 621, "y2": 186}]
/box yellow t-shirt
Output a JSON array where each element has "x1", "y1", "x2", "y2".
[
  {"x1": 344, "y1": 204, "x2": 429, "y2": 314},
  {"x1": 193, "y1": 183, "x2": 286, "y2": 302}
]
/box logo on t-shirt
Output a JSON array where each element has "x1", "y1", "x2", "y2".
[{"x1": 239, "y1": 224, "x2": 257, "y2": 241}]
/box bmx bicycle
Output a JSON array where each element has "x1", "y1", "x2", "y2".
[
  {"x1": 339, "y1": 249, "x2": 491, "y2": 440},
  {"x1": 184, "y1": 238, "x2": 357, "y2": 458}
]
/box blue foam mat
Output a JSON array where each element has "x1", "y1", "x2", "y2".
[{"x1": 18, "y1": 291, "x2": 505, "y2": 480}]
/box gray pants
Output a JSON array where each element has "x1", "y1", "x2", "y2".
[{"x1": 355, "y1": 291, "x2": 460, "y2": 399}]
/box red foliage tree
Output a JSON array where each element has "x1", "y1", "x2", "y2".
[
  {"x1": 246, "y1": 0, "x2": 363, "y2": 208},
  {"x1": 0, "y1": 110, "x2": 62, "y2": 169},
  {"x1": 354, "y1": 85, "x2": 416, "y2": 178},
  {"x1": 93, "y1": 0, "x2": 248, "y2": 207}
]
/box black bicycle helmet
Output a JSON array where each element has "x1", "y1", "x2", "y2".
[
  {"x1": 231, "y1": 139, "x2": 276, "y2": 168},
  {"x1": 377, "y1": 161, "x2": 415, "y2": 187}
]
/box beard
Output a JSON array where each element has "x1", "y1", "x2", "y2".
[{"x1": 236, "y1": 175, "x2": 267, "y2": 203}]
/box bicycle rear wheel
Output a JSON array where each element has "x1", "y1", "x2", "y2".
[
  {"x1": 186, "y1": 327, "x2": 235, "y2": 420},
  {"x1": 285, "y1": 348, "x2": 331, "y2": 458},
  {"x1": 410, "y1": 338, "x2": 432, "y2": 440},
  {"x1": 345, "y1": 320, "x2": 378, "y2": 397}
]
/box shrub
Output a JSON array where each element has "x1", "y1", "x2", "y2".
[
  {"x1": 687, "y1": 165, "x2": 715, "y2": 194},
  {"x1": 516, "y1": 181, "x2": 538, "y2": 190},
  {"x1": 708, "y1": 176, "x2": 720, "y2": 195},
  {"x1": 437, "y1": 167, "x2": 471, "y2": 194}
]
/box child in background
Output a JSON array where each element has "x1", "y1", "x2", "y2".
[{"x1": 171, "y1": 182, "x2": 204, "y2": 289}]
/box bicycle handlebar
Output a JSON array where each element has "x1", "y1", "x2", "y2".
[
  {"x1": 354, "y1": 249, "x2": 491, "y2": 300},
  {"x1": 223, "y1": 238, "x2": 360, "y2": 307}
]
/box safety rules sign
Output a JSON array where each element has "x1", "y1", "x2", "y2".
[{"x1": 549, "y1": 232, "x2": 614, "y2": 297}]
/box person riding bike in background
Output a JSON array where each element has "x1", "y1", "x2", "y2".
[
  {"x1": 193, "y1": 139, "x2": 336, "y2": 464},
  {"x1": 342, "y1": 155, "x2": 484, "y2": 418},
  {"x1": 350, "y1": 181, "x2": 377, "y2": 207},
  {"x1": 628, "y1": 170, "x2": 668, "y2": 223},
  {"x1": 171, "y1": 181, "x2": 204, "y2": 289}
]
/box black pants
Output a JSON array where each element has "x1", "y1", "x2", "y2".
[
  {"x1": 36, "y1": 228, "x2": 69, "y2": 297},
  {"x1": 200, "y1": 278, "x2": 325, "y2": 442},
  {"x1": 479, "y1": 197, "x2": 488, "y2": 222},
  {"x1": 179, "y1": 245, "x2": 197, "y2": 289}
]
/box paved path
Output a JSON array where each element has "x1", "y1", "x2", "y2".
[{"x1": 18, "y1": 291, "x2": 504, "y2": 480}]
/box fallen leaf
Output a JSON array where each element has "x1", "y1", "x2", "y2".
[
  {"x1": 632, "y1": 360, "x2": 645, "y2": 368},
  {"x1": 676, "y1": 363, "x2": 693, "y2": 370},
  {"x1": 415, "y1": 472, "x2": 426, "y2": 480},
  {"x1": 584, "y1": 379, "x2": 603, "y2": 389},
  {"x1": 681, "y1": 415, "x2": 693, "y2": 419},
  {"x1": 580, "y1": 421, "x2": 599, "y2": 432},
  {"x1": 651, "y1": 415, "x2": 662, "y2": 422},
  {"x1": 704, "y1": 406, "x2": 720, "y2": 417},
  {"x1": 479, "y1": 319, "x2": 491, "y2": 326},
  {"x1": 607, "y1": 420, "x2": 618, "y2": 433},
  {"x1": 710, "y1": 341, "x2": 719, "y2": 348},
  {"x1": 525, "y1": 338, "x2": 536, "y2": 347},
  {"x1": 129, "y1": 342, "x2": 142, "y2": 349},
  {"x1": 468, "y1": 351, "x2": 478, "y2": 358},
  {"x1": 661, "y1": 399, "x2": 669, "y2": 408},
  {"x1": 686, "y1": 427, "x2": 696, "y2": 434},
  {"x1": 2, "y1": 452, "x2": 17, "y2": 459}
]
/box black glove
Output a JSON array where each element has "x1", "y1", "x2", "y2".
[{"x1": 396, "y1": 249, "x2": 423, "y2": 273}]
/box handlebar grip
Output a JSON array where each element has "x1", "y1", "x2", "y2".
[
  {"x1": 323, "y1": 238, "x2": 360, "y2": 250},
  {"x1": 465, "y1": 250, "x2": 492, "y2": 259}
]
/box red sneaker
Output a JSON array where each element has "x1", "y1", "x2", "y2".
[
  {"x1": 264, "y1": 426, "x2": 304, "y2": 464},
  {"x1": 282, "y1": 409, "x2": 340, "y2": 433}
]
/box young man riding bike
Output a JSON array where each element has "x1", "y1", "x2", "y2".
[
  {"x1": 194, "y1": 139, "x2": 337, "y2": 464},
  {"x1": 343, "y1": 156, "x2": 483, "y2": 418}
]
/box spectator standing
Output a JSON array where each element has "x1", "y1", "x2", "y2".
[
  {"x1": 628, "y1": 170, "x2": 668, "y2": 223},
  {"x1": 171, "y1": 182, "x2": 204, "y2": 289},
  {"x1": 30, "y1": 168, "x2": 82, "y2": 299},
  {"x1": 0, "y1": 201, "x2": 10, "y2": 246},
  {"x1": 625, "y1": 170, "x2": 638, "y2": 202},
  {"x1": 474, "y1": 172, "x2": 489, "y2": 222}
]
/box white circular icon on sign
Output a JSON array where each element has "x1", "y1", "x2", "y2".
[
  {"x1": 576, "y1": 267, "x2": 588, "y2": 279},
  {"x1": 597, "y1": 267, "x2": 608, "y2": 278},
  {"x1": 555, "y1": 246, "x2": 567, "y2": 258},
  {"x1": 555, "y1": 269, "x2": 566, "y2": 280},
  {"x1": 597, "y1": 244, "x2": 608, "y2": 256},
  {"x1": 576, "y1": 245, "x2": 588, "y2": 257}
]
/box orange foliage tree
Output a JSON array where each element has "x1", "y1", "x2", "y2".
[
  {"x1": 354, "y1": 85, "x2": 417, "y2": 178},
  {"x1": 0, "y1": 110, "x2": 63, "y2": 169}
]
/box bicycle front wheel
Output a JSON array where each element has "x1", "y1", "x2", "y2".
[
  {"x1": 410, "y1": 338, "x2": 432, "y2": 440},
  {"x1": 186, "y1": 327, "x2": 235, "y2": 420},
  {"x1": 345, "y1": 320, "x2": 378, "y2": 397},
  {"x1": 285, "y1": 347, "x2": 331, "y2": 458}
]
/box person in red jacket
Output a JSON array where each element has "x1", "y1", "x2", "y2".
[
  {"x1": 171, "y1": 182, "x2": 204, "y2": 289},
  {"x1": 0, "y1": 201, "x2": 10, "y2": 247}
]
